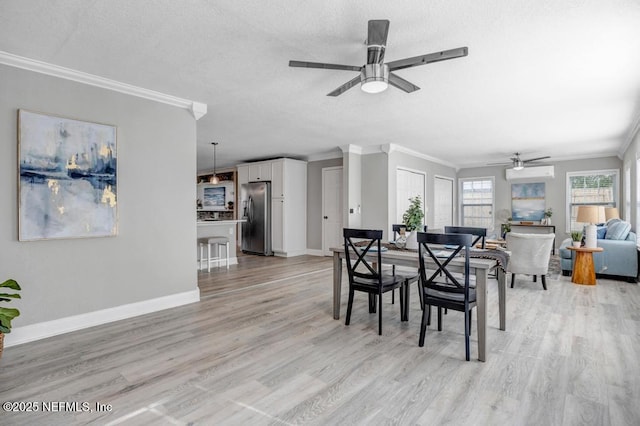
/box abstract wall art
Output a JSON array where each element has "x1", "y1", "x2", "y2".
[
  {"x1": 511, "y1": 182, "x2": 545, "y2": 221},
  {"x1": 203, "y1": 187, "x2": 225, "y2": 208},
  {"x1": 18, "y1": 110, "x2": 118, "y2": 241}
]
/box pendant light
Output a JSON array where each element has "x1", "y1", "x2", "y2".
[{"x1": 210, "y1": 142, "x2": 220, "y2": 184}]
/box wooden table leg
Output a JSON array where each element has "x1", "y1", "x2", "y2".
[
  {"x1": 333, "y1": 251, "x2": 342, "y2": 319},
  {"x1": 476, "y1": 269, "x2": 488, "y2": 362},
  {"x1": 498, "y1": 267, "x2": 506, "y2": 331},
  {"x1": 572, "y1": 251, "x2": 597, "y2": 285}
]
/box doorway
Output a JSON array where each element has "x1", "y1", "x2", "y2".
[{"x1": 322, "y1": 167, "x2": 343, "y2": 256}]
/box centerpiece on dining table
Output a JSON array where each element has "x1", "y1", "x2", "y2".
[{"x1": 398, "y1": 196, "x2": 424, "y2": 250}]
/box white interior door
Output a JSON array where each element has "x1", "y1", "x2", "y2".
[
  {"x1": 322, "y1": 167, "x2": 343, "y2": 256},
  {"x1": 396, "y1": 168, "x2": 426, "y2": 224},
  {"x1": 434, "y1": 176, "x2": 454, "y2": 230}
]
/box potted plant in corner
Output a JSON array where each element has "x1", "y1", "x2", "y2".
[
  {"x1": 570, "y1": 231, "x2": 582, "y2": 248},
  {"x1": 402, "y1": 196, "x2": 425, "y2": 249},
  {"x1": 0, "y1": 279, "x2": 21, "y2": 360}
]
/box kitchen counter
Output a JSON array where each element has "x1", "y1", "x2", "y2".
[
  {"x1": 197, "y1": 220, "x2": 243, "y2": 268},
  {"x1": 197, "y1": 219, "x2": 245, "y2": 226}
]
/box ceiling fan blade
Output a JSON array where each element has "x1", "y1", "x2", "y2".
[
  {"x1": 327, "y1": 75, "x2": 362, "y2": 97},
  {"x1": 387, "y1": 47, "x2": 469, "y2": 71},
  {"x1": 367, "y1": 20, "x2": 390, "y2": 47},
  {"x1": 523, "y1": 156, "x2": 551, "y2": 163},
  {"x1": 289, "y1": 60, "x2": 362, "y2": 72},
  {"x1": 388, "y1": 72, "x2": 420, "y2": 93}
]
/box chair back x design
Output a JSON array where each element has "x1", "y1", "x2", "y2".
[
  {"x1": 444, "y1": 226, "x2": 487, "y2": 249},
  {"x1": 417, "y1": 231, "x2": 476, "y2": 360},
  {"x1": 343, "y1": 228, "x2": 407, "y2": 335}
]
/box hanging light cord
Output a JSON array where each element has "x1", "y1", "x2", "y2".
[{"x1": 211, "y1": 142, "x2": 219, "y2": 184}]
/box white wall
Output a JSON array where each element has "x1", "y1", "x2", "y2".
[
  {"x1": 306, "y1": 157, "x2": 343, "y2": 250},
  {"x1": 623, "y1": 127, "x2": 640, "y2": 232},
  {"x1": 0, "y1": 65, "x2": 198, "y2": 343},
  {"x1": 388, "y1": 151, "x2": 457, "y2": 233},
  {"x1": 457, "y1": 156, "x2": 622, "y2": 239}
]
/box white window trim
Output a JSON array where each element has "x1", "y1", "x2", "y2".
[
  {"x1": 565, "y1": 169, "x2": 620, "y2": 233},
  {"x1": 458, "y1": 176, "x2": 495, "y2": 232}
]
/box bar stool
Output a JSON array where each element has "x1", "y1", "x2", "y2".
[{"x1": 198, "y1": 237, "x2": 230, "y2": 271}]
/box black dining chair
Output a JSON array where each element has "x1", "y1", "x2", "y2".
[
  {"x1": 343, "y1": 228, "x2": 409, "y2": 335},
  {"x1": 444, "y1": 226, "x2": 487, "y2": 249},
  {"x1": 417, "y1": 232, "x2": 476, "y2": 361}
]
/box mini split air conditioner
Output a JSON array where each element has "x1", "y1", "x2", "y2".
[{"x1": 505, "y1": 165, "x2": 555, "y2": 180}]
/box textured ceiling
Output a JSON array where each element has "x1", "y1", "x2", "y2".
[{"x1": 1, "y1": 0, "x2": 639, "y2": 171}]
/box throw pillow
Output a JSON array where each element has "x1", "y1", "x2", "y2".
[
  {"x1": 596, "y1": 226, "x2": 607, "y2": 239},
  {"x1": 606, "y1": 218, "x2": 621, "y2": 227},
  {"x1": 605, "y1": 221, "x2": 631, "y2": 240}
]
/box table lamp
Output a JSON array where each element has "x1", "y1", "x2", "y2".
[
  {"x1": 605, "y1": 207, "x2": 620, "y2": 221},
  {"x1": 576, "y1": 206, "x2": 606, "y2": 248}
]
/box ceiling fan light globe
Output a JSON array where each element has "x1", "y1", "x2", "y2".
[
  {"x1": 361, "y1": 64, "x2": 389, "y2": 93},
  {"x1": 513, "y1": 159, "x2": 524, "y2": 170},
  {"x1": 361, "y1": 80, "x2": 388, "y2": 93}
]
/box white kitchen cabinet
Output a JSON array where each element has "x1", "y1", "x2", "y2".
[
  {"x1": 236, "y1": 165, "x2": 249, "y2": 187},
  {"x1": 271, "y1": 198, "x2": 284, "y2": 252},
  {"x1": 271, "y1": 160, "x2": 284, "y2": 198},
  {"x1": 248, "y1": 162, "x2": 272, "y2": 181}
]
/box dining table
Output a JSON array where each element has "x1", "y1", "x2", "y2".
[{"x1": 330, "y1": 246, "x2": 507, "y2": 362}]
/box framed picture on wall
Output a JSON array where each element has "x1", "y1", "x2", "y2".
[
  {"x1": 203, "y1": 187, "x2": 226, "y2": 208},
  {"x1": 511, "y1": 182, "x2": 545, "y2": 221},
  {"x1": 18, "y1": 110, "x2": 118, "y2": 241}
]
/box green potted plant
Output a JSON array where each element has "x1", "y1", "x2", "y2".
[
  {"x1": 542, "y1": 208, "x2": 553, "y2": 225},
  {"x1": 501, "y1": 217, "x2": 512, "y2": 239},
  {"x1": 570, "y1": 231, "x2": 582, "y2": 248},
  {"x1": 0, "y1": 279, "x2": 21, "y2": 359},
  {"x1": 402, "y1": 196, "x2": 424, "y2": 249}
]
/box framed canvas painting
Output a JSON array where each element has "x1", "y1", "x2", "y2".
[
  {"x1": 203, "y1": 187, "x2": 225, "y2": 208},
  {"x1": 18, "y1": 110, "x2": 118, "y2": 241},
  {"x1": 511, "y1": 182, "x2": 545, "y2": 221}
]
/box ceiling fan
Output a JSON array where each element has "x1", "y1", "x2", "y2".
[
  {"x1": 489, "y1": 153, "x2": 551, "y2": 170},
  {"x1": 289, "y1": 19, "x2": 468, "y2": 96}
]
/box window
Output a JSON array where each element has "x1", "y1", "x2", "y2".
[
  {"x1": 566, "y1": 169, "x2": 619, "y2": 232},
  {"x1": 459, "y1": 177, "x2": 494, "y2": 230}
]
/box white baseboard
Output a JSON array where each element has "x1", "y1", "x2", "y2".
[
  {"x1": 196, "y1": 257, "x2": 238, "y2": 269},
  {"x1": 306, "y1": 249, "x2": 325, "y2": 256},
  {"x1": 274, "y1": 249, "x2": 309, "y2": 257},
  {"x1": 4, "y1": 289, "x2": 200, "y2": 348}
]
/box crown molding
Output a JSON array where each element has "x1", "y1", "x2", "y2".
[
  {"x1": 383, "y1": 143, "x2": 459, "y2": 170},
  {"x1": 619, "y1": 112, "x2": 640, "y2": 158},
  {"x1": 458, "y1": 151, "x2": 621, "y2": 170},
  {"x1": 340, "y1": 144, "x2": 363, "y2": 155},
  {"x1": 306, "y1": 150, "x2": 343, "y2": 162},
  {"x1": 0, "y1": 51, "x2": 207, "y2": 120}
]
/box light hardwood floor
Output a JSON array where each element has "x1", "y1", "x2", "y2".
[{"x1": 1, "y1": 255, "x2": 639, "y2": 425}]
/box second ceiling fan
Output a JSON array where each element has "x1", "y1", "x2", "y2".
[
  {"x1": 489, "y1": 153, "x2": 551, "y2": 170},
  {"x1": 289, "y1": 19, "x2": 468, "y2": 96}
]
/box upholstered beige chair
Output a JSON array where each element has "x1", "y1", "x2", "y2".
[{"x1": 506, "y1": 233, "x2": 555, "y2": 290}]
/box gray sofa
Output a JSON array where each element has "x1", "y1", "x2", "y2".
[{"x1": 559, "y1": 230, "x2": 638, "y2": 281}]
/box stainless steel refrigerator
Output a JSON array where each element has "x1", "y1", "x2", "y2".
[{"x1": 241, "y1": 181, "x2": 273, "y2": 255}]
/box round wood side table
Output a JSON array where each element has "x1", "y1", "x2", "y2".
[{"x1": 566, "y1": 246, "x2": 604, "y2": 285}]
